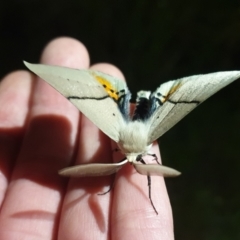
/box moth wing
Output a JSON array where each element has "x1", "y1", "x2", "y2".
[
  {"x1": 24, "y1": 62, "x2": 129, "y2": 142},
  {"x1": 133, "y1": 163, "x2": 181, "y2": 177},
  {"x1": 59, "y1": 160, "x2": 128, "y2": 177},
  {"x1": 147, "y1": 71, "x2": 240, "y2": 144}
]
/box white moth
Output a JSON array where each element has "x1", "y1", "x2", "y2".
[{"x1": 24, "y1": 61, "x2": 240, "y2": 214}]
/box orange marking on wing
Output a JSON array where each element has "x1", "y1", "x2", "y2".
[
  {"x1": 94, "y1": 75, "x2": 119, "y2": 101},
  {"x1": 162, "y1": 82, "x2": 182, "y2": 103}
]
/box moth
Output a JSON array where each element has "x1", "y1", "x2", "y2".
[{"x1": 24, "y1": 61, "x2": 240, "y2": 214}]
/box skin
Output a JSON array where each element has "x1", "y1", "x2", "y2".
[{"x1": 0, "y1": 37, "x2": 174, "y2": 240}]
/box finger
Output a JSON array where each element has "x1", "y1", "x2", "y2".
[
  {"x1": 0, "y1": 37, "x2": 90, "y2": 240},
  {"x1": 58, "y1": 62, "x2": 125, "y2": 240},
  {"x1": 112, "y1": 143, "x2": 174, "y2": 240},
  {"x1": 0, "y1": 71, "x2": 32, "y2": 206}
]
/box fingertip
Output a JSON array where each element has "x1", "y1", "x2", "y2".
[
  {"x1": 0, "y1": 70, "x2": 33, "y2": 128},
  {"x1": 40, "y1": 37, "x2": 90, "y2": 68},
  {"x1": 0, "y1": 70, "x2": 32, "y2": 90},
  {"x1": 90, "y1": 63, "x2": 125, "y2": 80}
]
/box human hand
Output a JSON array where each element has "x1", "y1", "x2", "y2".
[{"x1": 0, "y1": 37, "x2": 174, "y2": 240}]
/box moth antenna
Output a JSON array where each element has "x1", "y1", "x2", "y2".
[{"x1": 147, "y1": 153, "x2": 161, "y2": 165}]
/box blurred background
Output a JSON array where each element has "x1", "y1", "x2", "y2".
[{"x1": 1, "y1": 0, "x2": 240, "y2": 239}]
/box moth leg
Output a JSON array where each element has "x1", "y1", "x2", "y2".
[
  {"x1": 139, "y1": 158, "x2": 145, "y2": 164},
  {"x1": 113, "y1": 148, "x2": 120, "y2": 152},
  {"x1": 147, "y1": 175, "x2": 158, "y2": 215},
  {"x1": 139, "y1": 158, "x2": 158, "y2": 214},
  {"x1": 98, "y1": 175, "x2": 115, "y2": 195},
  {"x1": 98, "y1": 157, "x2": 126, "y2": 195},
  {"x1": 147, "y1": 153, "x2": 161, "y2": 165}
]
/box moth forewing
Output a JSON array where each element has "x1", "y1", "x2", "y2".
[
  {"x1": 23, "y1": 61, "x2": 127, "y2": 142},
  {"x1": 147, "y1": 71, "x2": 240, "y2": 144}
]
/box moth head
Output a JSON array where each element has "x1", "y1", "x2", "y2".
[{"x1": 125, "y1": 153, "x2": 140, "y2": 163}]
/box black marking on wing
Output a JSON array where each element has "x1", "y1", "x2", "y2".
[
  {"x1": 167, "y1": 99, "x2": 200, "y2": 105},
  {"x1": 117, "y1": 91, "x2": 131, "y2": 120},
  {"x1": 133, "y1": 90, "x2": 200, "y2": 122},
  {"x1": 67, "y1": 94, "x2": 130, "y2": 120},
  {"x1": 67, "y1": 95, "x2": 109, "y2": 101},
  {"x1": 98, "y1": 84, "x2": 130, "y2": 119},
  {"x1": 101, "y1": 83, "x2": 126, "y2": 101},
  {"x1": 156, "y1": 92, "x2": 200, "y2": 105}
]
